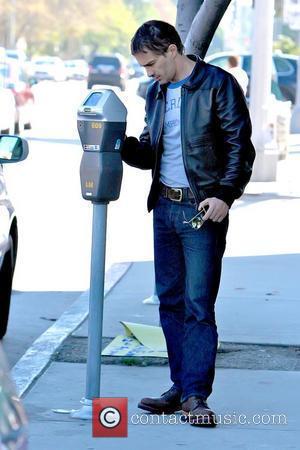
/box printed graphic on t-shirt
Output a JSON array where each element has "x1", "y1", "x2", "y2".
[
  {"x1": 164, "y1": 96, "x2": 181, "y2": 130},
  {"x1": 165, "y1": 97, "x2": 181, "y2": 113},
  {"x1": 160, "y1": 85, "x2": 189, "y2": 187}
]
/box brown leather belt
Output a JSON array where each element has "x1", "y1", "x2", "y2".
[{"x1": 159, "y1": 183, "x2": 195, "y2": 202}]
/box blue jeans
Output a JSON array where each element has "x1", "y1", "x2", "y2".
[{"x1": 153, "y1": 195, "x2": 228, "y2": 402}]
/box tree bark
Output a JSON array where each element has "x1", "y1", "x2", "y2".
[
  {"x1": 175, "y1": 0, "x2": 204, "y2": 45},
  {"x1": 184, "y1": 0, "x2": 232, "y2": 58}
]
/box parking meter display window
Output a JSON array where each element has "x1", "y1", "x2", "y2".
[{"x1": 84, "y1": 92, "x2": 103, "y2": 107}]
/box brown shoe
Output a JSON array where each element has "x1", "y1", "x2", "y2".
[
  {"x1": 181, "y1": 396, "x2": 217, "y2": 427},
  {"x1": 138, "y1": 386, "x2": 182, "y2": 414}
]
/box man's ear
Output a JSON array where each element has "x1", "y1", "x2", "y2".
[{"x1": 168, "y1": 44, "x2": 178, "y2": 58}]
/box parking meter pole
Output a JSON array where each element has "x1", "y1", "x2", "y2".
[
  {"x1": 85, "y1": 202, "x2": 107, "y2": 400},
  {"x1": 70, "y1": 202, "x2": 108, "y2": 420},
  {"x1": 71, "y1": 89, "x2": 127, "y2": 420}
]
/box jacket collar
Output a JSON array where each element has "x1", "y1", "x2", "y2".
[
  {"x1": 183, "y1": 55, "x2": 208, "y2": 89},
  {"x1": 155, "y1": 55, "x2": 208, "y2": 99}
]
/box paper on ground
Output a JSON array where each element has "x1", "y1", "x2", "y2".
[{"x1": 102, "y1": 321, "x2": 168, "y2": 358}]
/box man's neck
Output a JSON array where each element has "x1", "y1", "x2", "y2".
[{"x1": 172, "y1": 55, "x2": 196, "y2": 82}]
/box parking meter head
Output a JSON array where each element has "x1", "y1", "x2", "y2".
[{"x1": 77, "y1": 89, "x2": 127, "y2": 203}]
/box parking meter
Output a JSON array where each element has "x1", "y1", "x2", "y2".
[
  {"x1": 77, "y1": 89, "x2": 127, "y2": 203},
  {"x1": 71, "y1": 89, "x2": 127, "y2": 419}
]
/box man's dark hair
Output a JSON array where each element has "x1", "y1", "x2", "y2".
[{"x1": 131, "y1": 20, "x2": 184, "y2": 56}]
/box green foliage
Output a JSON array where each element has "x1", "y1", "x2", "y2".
[
  {"x1": 124, "y1": 0, "x2": 157, "y2": 24},
  {"x1": 273, "y1": 34, "x2": 300, "y2": 55},
  {"x1": 91, "y1": 0, "x2": 137, "y2": 56},
  {"x1": 0, "y1": 0, "x2": 176, "y2": 59}
]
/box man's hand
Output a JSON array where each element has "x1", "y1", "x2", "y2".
[{"x1": 198, "y1": 197, "x2": 229, "y2": 222}]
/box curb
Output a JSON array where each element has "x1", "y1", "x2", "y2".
[{"x1": 11, "y1": 262, "x2": 132, "y2": 397}]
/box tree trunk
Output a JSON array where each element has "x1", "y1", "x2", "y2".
[
  {"x1": 184, "y1": 0, "x2": 232, "y2": 58},
  {"x1": 175, "y1": 0, "x2": 204, "y2": 45}
]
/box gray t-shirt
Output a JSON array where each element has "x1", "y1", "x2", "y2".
[{"x1": 160, "y1": 75, "x2": 190, "y2": 188}]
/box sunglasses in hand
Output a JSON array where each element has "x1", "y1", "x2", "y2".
[{"x1": 182, "y1": 206, "x2": 208, "y2": 230}]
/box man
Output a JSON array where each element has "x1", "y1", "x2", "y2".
[
  {"x1": 122, "y1": 20, "x2": 255, "y2": 427},
  {"x1": 227, "y1": 55, "x2": 249, "y2": 96}
]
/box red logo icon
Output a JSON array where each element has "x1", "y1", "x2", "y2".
[{"x1": 92, "y1": 398, "x2": 128, "y2": 437}]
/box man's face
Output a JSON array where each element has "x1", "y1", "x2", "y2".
[{"x1": 134, "y1": 47, "x2": 177, "y2": 85}]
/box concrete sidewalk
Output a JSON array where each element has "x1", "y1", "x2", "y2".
[
  {"x1": 24, "y1": 364, "x2": 298, "y2": 450},
  {"x1": 19, "y1": 143, "x2": 300, "y2": 449},
  {"x1": 21, "y1": 249, "x2": 300, "y2": 448},
  {"x1": 73, "y1": 255, "x2": 300, "y2": 347}
]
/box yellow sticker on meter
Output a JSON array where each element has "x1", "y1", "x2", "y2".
[
  {"x1": 85, "y1": 180, "x2": 94, "y2": 188},
  {"x1": 91, "y1": 122, "x2": 102, "y2": 129}
]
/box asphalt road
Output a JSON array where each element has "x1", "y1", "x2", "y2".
[
  {"x1": 4, "y1": 79, "x2": 154, "y2": 292},
  {"x1": 2, "y1": 78, "x2": 154, "y2": 366}
]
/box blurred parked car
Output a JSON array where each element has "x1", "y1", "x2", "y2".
[
  {"x1": 137, "y1": 75, "x2": 154, "y2": 99},
  {"x1": 0, "y1": 135, "x2": 29, "y2": 340},
  {"x1": 64, "y1": 59, "x2": 88, "y2": 80},
  {"x1": 127, "y1": 59, "x2": 145, "y2": 79},
  {"x1": 0, "y1": 344, "x2": 28, "y2": 449},
  {"x1": 206, "y1": 51, "x2": 294, "y2": 158},
  {"x1": 30, "y1": 56, "x2": 67, "y2": 82},
  {"x1": 87, "y1": 54, "x2": 127, "y2": 90},
  {"x1": 205, "y1": 51, "x2": 298, "y2": 103},
  {"x1": 0, "y1": 82, "x2": 15, "y2": 134},
  {"x1": 1, "y1": 58, "x2": 35, "y2": 133},
  {"x1": 136, "y1": 65, "x2": 290, "y2": 159},
  {"x1": 273, "y1": 53, "x2": 298, "y2": 104},
  {"x1": 5, "y1": 49, "x2": 27, "y2": 66}
]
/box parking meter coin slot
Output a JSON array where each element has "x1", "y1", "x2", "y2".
[{"x1": 78, "y1": 121, "x2": 126, "y2": 153}]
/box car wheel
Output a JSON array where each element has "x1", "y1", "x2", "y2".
[
  {"x1": 24, "y1": 122, "x2": 32, "y2": 130},
  {"x1": 87, "y1": 82, "x2": 93, "y2": 89},
  {"x1": 0, "y1": 237, "x2": 15, "y2": 339}
]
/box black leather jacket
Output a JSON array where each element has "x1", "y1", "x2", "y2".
[{"x1": 122, "y1": 55, "x2": 255, "y2": 212}]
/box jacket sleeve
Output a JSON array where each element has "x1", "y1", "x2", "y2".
[
  {"x1": 213, "y1": 73, "x2": 256, "y2": 207},
  {"x1": 121, "y1": 115, "x2": 156, "y2": 170}
]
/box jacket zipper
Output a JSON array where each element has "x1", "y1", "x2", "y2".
[{"x1": 180, "y1": 87, "x2": 199, "y2": 205}]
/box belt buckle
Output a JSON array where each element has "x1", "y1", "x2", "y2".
[{"x1": 169, "y1": 188, "x2": 183, "y2": 202}]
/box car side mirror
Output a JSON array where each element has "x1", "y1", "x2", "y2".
[{"x1": 0, "y1": 135, "x2": 29, "y2": 164}]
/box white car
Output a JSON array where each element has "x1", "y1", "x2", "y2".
[
  {"x1": 30, "y1": 56, "x2": 67, "y2": 82},
  {"x1": 64, "y1": 59, "x2": 88, "y2": 80},
  {"x1": 0, "y1": 135, "x2": 29, "y2": 339},
  {"x1": 0, "y1": 83, "x2": 16, "y2": 134}
]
